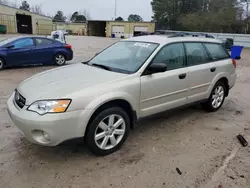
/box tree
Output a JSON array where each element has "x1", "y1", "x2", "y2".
[
  {"x1": 81, "y1": 9, "x2": 91, "y2": 20},
  {"x1": 31, "y1": 4, "x2": 43, "y2": 15},
  {"x1": 70, "y1": 11, "x2": 86, "y2": 23},
  {"x1": 151, "y1": 0, "x2": 243, "y2": 33},
  {"x1": 53, "y1": 11, "x2": 66, "y2": 22},
  {"x1": 71, "y1": 11, "x2": 79, "y2": 22},
  {"x1": 19, "y1": 1, "x2": 30, "y2": 11},
  {"x1": 128, "y1": 14, "x2": 143, "y2": 22},
  {"x1": 0, "y1": 0, "x2": 9, "y2": 5},
  {"x1": 115, "y1": 16, "x2": 124, "y2": 21}
]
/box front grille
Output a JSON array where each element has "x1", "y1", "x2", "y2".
[{"x1": 14, "y1": 90, "x2": 26, "y2": 109}]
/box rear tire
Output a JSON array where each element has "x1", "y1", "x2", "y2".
[
  {"x1": 54, "y1": 53, "x2": 66, "y2": 66},
  {"x1": 0, "y1": 57, "x2": 5, "y2": 71},
  {"x1": 85, "y1": 107, "x2": 130, "y2": 156},
  {"x1": 202, "y1": 81, "x2": 226, "y2": 112}
]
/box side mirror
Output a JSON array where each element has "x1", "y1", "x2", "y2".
[
  {"x1": 6, "y1": 44, "x2": 14, "y2": 49},
  {"x1": 147, "y1": 63, "x2": 167, "y2": 74}
]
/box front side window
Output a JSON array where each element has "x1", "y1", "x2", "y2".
[
  {"x1": 88, "y1": 41, "x2": 159, "y2": 73},
  {"x1": 152, "y1": 43, "x2": 185, "y2": 70},
  {"x1": 204, "y1": 43, "x2": 230, "y2": 60},
  {"x1": 185, "y1": 43, "x2": 210, "y2": 66},
  {"x1": 13, "y1": 38, "x2": 33, "y2": 49}
]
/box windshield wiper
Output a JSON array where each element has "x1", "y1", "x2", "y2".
[{"x1": 91, "y1": 63, "x2": 111, "y2": 71}]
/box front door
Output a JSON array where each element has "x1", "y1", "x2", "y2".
[
  {"x1": 7, "y1": 38, "x2": 35, "y2": 66},
  {"x1": 184, "y1": 42, "x2": 217, "y2": 103},
  {"x1": 140, "y1": 43, "x2": 188, "y2": 117}
]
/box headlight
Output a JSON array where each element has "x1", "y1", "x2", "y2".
[{"x1": 27, "y1": 99, "x2": 71, "y2": 115}]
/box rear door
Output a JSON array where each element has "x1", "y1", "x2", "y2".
[
  {"x1": 33, "y1": 38, "x2": 57, "y2": 64},
  {"x1": 185, "y1": 42, "x2": 216, "y2": 103},
  {"x1": 6, "y1": 38, "x2": 35, "y2": 66}
]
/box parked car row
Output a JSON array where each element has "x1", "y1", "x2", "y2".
[{"x1": 0, "y1": 36, "x2": 73, "y2": 70}]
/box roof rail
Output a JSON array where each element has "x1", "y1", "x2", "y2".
[{"x1": 167, "y1": 32, "x2": 214, "y2": 39}]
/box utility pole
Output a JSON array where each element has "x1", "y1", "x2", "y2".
[
  {"x1": 246, "y1": 0, "x2": 249, "y2": 33},
  {"x1": 114, "y1": 0, "x2": 117, "y2": 20}
]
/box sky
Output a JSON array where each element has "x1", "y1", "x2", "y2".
[{"x1": 13, "y1": 0, "x2": 153, "y2": 21}]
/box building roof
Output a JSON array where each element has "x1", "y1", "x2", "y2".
[
  {"x1": 0, "y1": 3, "x2": 52, "y2": 19},
  {"x1": 87, "y1": 20, "x2": 154, "y2": 24},
  {"x1": 124, "y1": 35, "x2": 222, "y2": 45}
]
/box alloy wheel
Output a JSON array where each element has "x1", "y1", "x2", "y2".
[
  {"x1": 55, "y1": 54, "x2": 66, "y2": 65},
  {"x1": 94, "y1": 114, "x2": 126, "y2": 150},
  {"x1": 211, "y1": 85, "x2": 225, "y2": 109}
]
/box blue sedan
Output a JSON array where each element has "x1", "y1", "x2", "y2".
[{"x1": 0, "y1": 36, "x2": 73, "y2": 70}]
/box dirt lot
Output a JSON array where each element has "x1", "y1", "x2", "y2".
[{"x1": 0, "y1": 36, "x2": 250, "y2": 188}]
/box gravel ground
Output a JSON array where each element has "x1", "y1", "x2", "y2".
[{"x1": 0, "y1": 36, "x2": 250, "y2": 188}]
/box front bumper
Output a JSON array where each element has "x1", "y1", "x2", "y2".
[{"x1": 7, "y1": 93, "x2": 87, "y2": 146}]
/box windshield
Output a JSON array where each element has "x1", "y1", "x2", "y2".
[
  {"x1": 88, "y1": 41, "x2": 159, "y2": 74},
  {"x1": 0, "y1": 37, "x2": 19, "y2": 46}
]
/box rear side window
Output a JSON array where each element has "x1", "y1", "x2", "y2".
[
  {"x1": 35, "y1": 38, "x2": 54, "y2": 46},
  {"x1": 184, "y1": 43, "x2": 210, "y2": 66},
  {"x1": 204, "y1": 43, "x2": 230, "y2": 60}
]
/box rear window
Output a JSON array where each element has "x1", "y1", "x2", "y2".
[{"x1": 204, "y1": 43, "x2": 230, "y2": 60}]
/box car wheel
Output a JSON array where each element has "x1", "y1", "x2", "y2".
[
  {"x1": 202, "y1": 81, "x2": 226, "y2": 112},
  {"x1": 54, "y1": 54, "x2": 66, "y2": 66},
  {"x1": 0, "y1": 58, "x2": 5, "y2": 71},
  {"x1": 86, "y1": 107, "x2": 130, "y2": 156}
]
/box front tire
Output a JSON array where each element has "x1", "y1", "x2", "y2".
[
  {"x1": 85, "y1": 107, "x2": 130, "y2": 156},
  {"x1": 54, "y1": 54, "x2": 66, "y2": 66},
  {"x1": 202, "y1": 81, "x2": 226, "y2": 112},
  {"x1": 0, "y1": 57, "x2": 5, "y2": 71}
]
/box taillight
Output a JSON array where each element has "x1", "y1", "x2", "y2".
[
  {"x1": 232, "y1": 59, "x2": 236, "y2": 68},
  {"x1": 64, "y1": 44, "x2": 72, "y2": 49}
]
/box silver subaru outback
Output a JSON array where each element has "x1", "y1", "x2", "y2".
[{"x1": 7, "y1": 35, "x2": 237, "y2": 156}]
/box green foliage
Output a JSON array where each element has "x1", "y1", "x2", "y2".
[
  {"x1": 19, "y1": 1, "x2": 30, "y2": 11},
  {"x1": 151, "y1": 0, "x2": 246, "y2": 33},
  {"x1": 70, "y1": 12, "x2": 86, "y2": 23},
  {"x1": 115, "y1": 17, "x2": 124, "y2": 21},
  {"x1": 53, "y1": 11, "x2": 66, "y2": 22},
  {"x1": 128, "y1": 14, "x2": 143, "y2": 22}
]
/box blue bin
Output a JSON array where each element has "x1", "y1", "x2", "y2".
[
  {"x1": 111, "y1": 33, "x2": 115, "y2": 38},
  {"x1": 231, "y1": 45, "x2": 244, "y2": 60}
]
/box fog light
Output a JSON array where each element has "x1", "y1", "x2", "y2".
[{"x1": 43, "y1": 131, "x2": 51, "y2": 141}]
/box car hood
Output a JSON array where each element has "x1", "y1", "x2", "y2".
[{"x1": 17, "y1": 63, "x2": 128, "y2": 104}]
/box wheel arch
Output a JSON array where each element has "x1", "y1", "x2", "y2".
[
  {"x1": 54, "y1": 51, "x2": 67, "y2": 57},
  {"x1": 217, "y1": 77, "x2": 229, "y2": 97},
  {"x1": 85, "y1": 99, "x2": 137, "y2": 136}
]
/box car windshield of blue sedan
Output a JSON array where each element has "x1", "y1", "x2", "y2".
[
  {"x1": 0, "y1": 37, "x2": 19, "y2": 46},
  {"x1": 88, "y1": 41, "x2": 159, "y2": 74}
]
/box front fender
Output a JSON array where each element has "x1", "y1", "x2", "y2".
[
  {"x1": 77, "y1": 91, "x2": 139, "y2": 136},
  {"x1": 85, "y1": 91, "x2": 138, "y2": 112}
]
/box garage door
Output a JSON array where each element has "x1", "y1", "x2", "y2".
[
  {"x1": 112, "y1": 25, "x2": 124, "y2": 38},
  {"x1": 134, "y1": 26, "x2": 148, "y2": 32}
]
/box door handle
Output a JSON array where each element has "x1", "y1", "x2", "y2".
[
  {"x1": 210, "y1": 67, "x2": 216, "y2": 72},
  {"x1": 179, "y1": 73, "x2": 186, "y2": 79}
]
